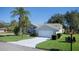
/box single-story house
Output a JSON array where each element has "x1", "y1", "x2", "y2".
[
  {"x1": 0, "y1": 28, "x2": 7, "y2": 33},
  {"x1": 36, "y1": 23, "x2": 64, "y2": 38}
]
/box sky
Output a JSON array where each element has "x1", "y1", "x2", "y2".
[{"x1": 0, "y1": 7, "x2": 79, "y2": 25}]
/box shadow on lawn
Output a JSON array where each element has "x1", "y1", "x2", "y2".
[
  {"x1": 0, "y1": 35, "x2": 15, "y2": 37},
  {"x1": 36, "y1": 47, "x2": 60, "y2": 51},
  {"x1": 0, "y1": 35, "x2": 5, "y2": 37},
  {"x1": 59, "y1": 41, "x2": 67, "y2": 43},
  {"x1": 6, "y1": 35, "x2": 15, "y2": 36},
  {"x1": 48, "y1": 48, "x2": 60, "y2": 51}
]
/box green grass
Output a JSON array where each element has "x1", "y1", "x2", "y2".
[
  {"x1": 36, "y1": 34, "x2": 79, "y2": 51},
  {"x1": 0, "y1": 35, "x2": 31, "y2": 42}
]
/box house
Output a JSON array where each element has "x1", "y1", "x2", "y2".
[
  {"x1": 0, "y1": 28, "x2": 7, "y2": 33},
  {"x1": 36, "y1": 23, "x2": 64, "y2": 38}
]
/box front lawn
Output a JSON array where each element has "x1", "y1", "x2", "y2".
[
  {"x1": 0, "y1": 34, "x2": 31, "y2": 42},
  {"x1": 36, "y1": 34, "x2": 79, "y2": 51}
]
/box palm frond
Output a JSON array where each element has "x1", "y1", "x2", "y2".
[{"x1": 10, "y1": 10, "x2": 19, "y2": 17}]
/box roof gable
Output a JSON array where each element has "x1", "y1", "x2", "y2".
[
  {"x1": 36, "y1": 23, "x2": 62, "y2": 30},
  {"x1": 36, "y1": 24, "x2": 58, "y2": 31}
]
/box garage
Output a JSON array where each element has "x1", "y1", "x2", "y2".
[
  {"x1": 36, "y1": 24, "x2": 62, "y2": 38},
  {"x1": 38, "y1": 30, "x2": 54, "y2": 38}
]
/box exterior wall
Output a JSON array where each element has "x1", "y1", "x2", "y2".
[
  {"x1": 56, "y1": 26, "x2": 64, "y2": 34},
  {"x1": 0, "y1": 29, "x2": 5, "y2": 32},
  {"x1": 56, "y1": 29, "x2": 63, "y2": 34},
  {"x1": 0, "y1": 28, "x2": 7, "y2": 33}
]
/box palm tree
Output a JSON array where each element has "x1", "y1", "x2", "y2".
[
  {"x1": 20, "y1": 16, "x2": 31, "y2": 38},
  {"x1": 11, "y1": 7, "x2": 30, "y2": 35}
]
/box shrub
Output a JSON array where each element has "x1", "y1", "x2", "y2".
[
  {"x1": 13, "y1": 26, "x2": 19, "y2": 36},
  {"x1": 28, "y1": 30, "x2": 37, "y2": 37},
  {"x1": 30, "y1": 32, "x2": 37, "y2": 37},
  {"x1": 65, "y1": 36, "x2": 76, "y2": 43},
  {"x1": 73, "y1": 37, "x2": 76, "y2": 42},
  {"x1": 51, "y1": 35, "x2": 56, "y2": 40},
  {"x1": 57, "y1": 33, "x2": 62, "y2": 39},
  {"x1": 65, "y1": 36, "x2": 71, "y2": 43}
]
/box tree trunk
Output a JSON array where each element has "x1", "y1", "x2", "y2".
[
  {"x1": 19, "y1": 16, "x2": 23, "y2": 35},
  {"x1": 19, "y1": 27, "x2": 22, "y2": 35},
  {"x1": 22, "y1": 27, "x2": 24, "y2": 39}
]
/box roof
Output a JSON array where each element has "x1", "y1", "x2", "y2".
[
  {"x1": 0, "y1": 28, "x2": 7, "y2": 30},
  {"x1": 36, "y1": 23, "x2": 62, "y2": 30}
]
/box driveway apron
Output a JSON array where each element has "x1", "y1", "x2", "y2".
[{"x1": 9, "y1": 37, "x2": 49, "y2": 48}]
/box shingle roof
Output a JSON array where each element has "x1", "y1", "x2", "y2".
[
  {"x1": 37, "y1": 23, "x2": 62, "y2": 30},
  {"x1": 0, "y1": 28, "x2": 7, "y2": 30},
  {"x1": 47, "y1": 23, "x2": 62, "y2": 29}
]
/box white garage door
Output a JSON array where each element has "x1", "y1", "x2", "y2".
[{"x1": 38, "y1": 30, "x2": 54, "y2": 38}]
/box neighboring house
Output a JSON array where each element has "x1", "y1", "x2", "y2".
[
  {"x1": 36, "y1": 23, "x2": 64, "y2": 38},
  {"x1": 0, "y1": 28, "x2": 7, "y2": 33}
]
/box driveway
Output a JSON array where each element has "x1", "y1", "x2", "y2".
[{"x1": 9, "y1": 37, "x2": 49, "y2": 48}]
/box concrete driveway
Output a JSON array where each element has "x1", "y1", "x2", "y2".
[{"x1": 9, "y1": 37, "x2": 49, "y2": 48}]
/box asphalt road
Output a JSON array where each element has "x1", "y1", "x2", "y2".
[{"x1": 0, "y1": 42, "x2": 41, "y2": 51}]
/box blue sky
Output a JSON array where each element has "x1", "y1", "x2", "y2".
[{"x1": 0, "y1": 7, "x2": 79, "y2": 25}]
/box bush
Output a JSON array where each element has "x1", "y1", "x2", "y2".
[
  {"x1": 57, "y1": 33, "x2": 62, "y2": 39},
  {"x1": 65, "y1": 36, "x2": 76, "y2": 43},
  {"x1": 51, "y1": 35, "x2": 56, "y2": 40},
  {"x1": 30, "y1": 33, "x2": 37, "y2": 37},
  {"x1": 13, "y1": 26, "x2": 19, "y2": 36},
  {"x1": 73, "y1": 37, "x2": 76, "y2": 42},
  {"x1": 65, "y1": 36, "x2": 71, "y2": 43},
  {"x1": 29, "y1": 30, "x2": 37, "y2": 37}
]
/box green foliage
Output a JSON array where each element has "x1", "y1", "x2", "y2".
[
  {"x1": 48, "y1": 14, "x2": 64, "y2": 24},
  {"x1": 30, "y1": 31, "x2": 37, "y2": 37},
  {"x1": 11, "y1": 7, "x2": 30, "y2": 17},
  {"x1": 56, "y1": 33, "x2": 62, "y2": 39},
  {"x1": 47, "y1": 10, "x2": 79, "y2": 33},
  {"x1": 11, "y1": 7, "x2": 31, "y2": 35},
  {"x1": 9, "y1": 20, "x2": 18, "y2": 31},
  {"x1": 13, "y1": 26, "x2": 19, "y2": 35},
  {"x1": 21, "y1": 16, "x2": 31, "y2": 34},
  {"x1": 65, "y1": 10, "x2": 79, "y2": 32},
  {"x1": 0, "y1": 22, "x2": 6, "y2": 28},
  {"x1": 47, "y1": 14, "x2": 65, "y2": 29}
]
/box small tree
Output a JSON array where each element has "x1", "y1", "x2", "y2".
[
  {"x1": 13, "y1": 26, "x2": 19, "y2": 36},
  {"x1": 8, "y1": 20, "x2": 19, "y2": 35},
  {"x1": 9, "y1": 20, "x2": 18, "y2": 31}
]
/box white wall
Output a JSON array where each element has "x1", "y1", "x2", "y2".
[
  {"x1": 56, "y1": 28, "x2": 63, "y2": 34},
  {"x1": 0, "y1": 29, "x2": 5, "y2": 32}
]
